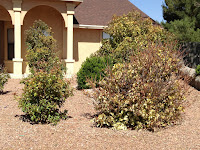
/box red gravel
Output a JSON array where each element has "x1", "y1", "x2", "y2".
[{"x1": 0, "y1": 79, "x2": 199, "y2": 150}]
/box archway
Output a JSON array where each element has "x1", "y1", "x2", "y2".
[
  {"x1": 0, "y1": 5, "x2": 13, "y2": 72},
  {"x1": 22, "y1": 5, "x2": 65, "y2": 73}
]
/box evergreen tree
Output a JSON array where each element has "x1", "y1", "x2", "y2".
[{"x1": 162, "y1": 0, "x2": 200, "y2": 42}]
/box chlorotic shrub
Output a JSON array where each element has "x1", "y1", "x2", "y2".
[
  {"x1": 0, "y1": 65, "x2": 10, "y2": 93},
  {"x1": 17, "y1": 20, "x2": 73, "y2": 124},
  {"x1": 95, "y1": 11, "x2": 176, "y2": 63},
  {"x1": 77, "y1": 56, "x2": 113, "y2": 89},
  {"x1": 92, "y1": 42, "x2": 186, "y2": 131}
]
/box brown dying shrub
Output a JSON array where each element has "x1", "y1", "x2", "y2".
[{"x1": 92, "y1": 42, "x2": 187, "y2": 131}]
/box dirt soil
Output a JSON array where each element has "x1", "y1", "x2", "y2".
[{"x1": 0, "y1": 79, "x2": 200, "y2": 150}]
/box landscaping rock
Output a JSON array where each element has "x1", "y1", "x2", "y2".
[
  {"x1": 191, "y1": 76, "x2": 200, "y2": 90},
  {"x1": 180, "y1": 65, "x2": 196, "y2": 79},
  {"x1": 180, "y1": 65, "x2": 200, "y2": 90}
]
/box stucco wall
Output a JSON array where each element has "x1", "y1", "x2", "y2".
[
  {"x1": 0, "y1": 1, "x2": 103, "y2": 75},
  {"x1": 73, "y1": 28, "x2": 102, "y2": 73},
  {"x1": 0, "y1": 0, "x2": 13, "y2": 10},
  {"x1": 21, "y1": 7, "x2": 103, "y2": 74},
  {"x1": 0, "y1": 5, "x2": 12, "y2": 21},
  {"x1": 0, "y1": 1, "x2": 14, "y2": 25},
  {"x1": 22, "y1": 5, "x2": 65, "y2": 73},
  {"x1": 21, "y1": 0, "x2": 67, "y2": 26}
]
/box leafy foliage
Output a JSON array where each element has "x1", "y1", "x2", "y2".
[
  {"x1": 92, "y1": 42, "x2": 186, "y2": 131},
  {"x1": 162, "y1": 0, "x2": 200, "y2": 42},
  {"x1": 78, "y1": 11, "x2": 176, "y2": 90},
  {"x1": 95, "y1": 11, "x2": 175, "y2": 63},
  {"x1": 0, "y1": 65, "x2": 10, "y2": 93},
  {"x1": 77, "y1": 56, "x2": 113, "y2": 89},
  {"x1": 18, "y1": 20, "x2": 72, "y2": 124},
  {"x1": 196, "y1": 64, "x2": 200, "y2": 76},
  {"x1": 25, "y1": 20, "x2": 64, "y2": 74},
  {"x1": 18, "y1": 69, "x2": 73, "y2": 124}
]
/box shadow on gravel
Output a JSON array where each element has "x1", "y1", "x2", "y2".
[
  {"x1": 15, "y1": 115, "x2": 42, "y2": 125},
  {"x1": 15, "y1": 115, "x2": 38, "y2": 125},
  {"x1": 15, "y1": 114, "x2": 73, "y2": 125},
  {"x1": 81, "y1": 113, "x2": 97, "y2": 119},
  {"x1": 0, "y1": 91, "x2": 11, "y2": 95}
]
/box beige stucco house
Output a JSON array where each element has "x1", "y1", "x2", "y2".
[{"x1": 0, "y1": 0, "x2": 148, "y2": 78}]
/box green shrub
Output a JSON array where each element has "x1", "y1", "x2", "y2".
[
  {"x1": 95, "y1": 11, "x2": 176, "y2": 63},
  {"x1": 17, "y1": 20, "x2": 72, "y2": 124},
  {"x1": 92, "y1": 43, "x2": 186, "y2": 131},
  {"x1": 196, "y1": 65, "x2": 200, "y2": 76},
  {"x1": 18, "y1": 69, "x2": 73, "y2": 124},
  {"x1": 25, "y1": 20, "x2": 64, "y2": 74},
  {"x1": 0, "y1": 65, "x2": 10, "y2": 93},
  {"x1": 77, "y1": 56, "x2": 113, "y2": 89}
]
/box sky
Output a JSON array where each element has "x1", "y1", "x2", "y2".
[{"x1": 130, "y1": 0, "x2": 165, "y2": 23}]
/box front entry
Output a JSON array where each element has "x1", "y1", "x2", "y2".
[
  {"x1": 0, "y1": 4, "x2": 14, "y2": 73},
  {"x1": 0, "y1": 20, "x2": 4, "y2": 65}
]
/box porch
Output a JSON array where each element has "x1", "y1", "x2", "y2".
[{"x1": 0, "y1": 0, "x2": 83, "y2": 78}]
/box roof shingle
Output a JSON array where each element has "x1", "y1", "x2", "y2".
[{"x1": 74, "y1": 0, "x2": 150, "y2": 26}]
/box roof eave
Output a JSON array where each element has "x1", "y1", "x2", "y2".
[
  {"x1": 74, "y1": 24, "x2": 107, "y2": 29},
  {"x1": 60, "y1": 0, "x2": 83, "y2": 7}
]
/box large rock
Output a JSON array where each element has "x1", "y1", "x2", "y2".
[
  {"x1": 180, "y1": 65, "x2": 200, "y2": 90},
  {"x1": 193, "y1": 76, "x2": 200, "y2": 90},
  {"x1": 180, "y1": 66, "x2": 196, "y2": 78}
]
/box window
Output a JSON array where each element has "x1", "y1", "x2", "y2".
[
  {"x1": 103, "y1": 32, "x2": 110, "y2": 39},
  {"x1": 7, "y1": 28, "x2": 14, "y2": 60}
]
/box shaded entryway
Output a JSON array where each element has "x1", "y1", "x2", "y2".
[
  {"x1": 22, "y1": 5, "x2": 65, "y2": 74},
  {"x1": 0, "y1": 5, "x2": 13, "y2": 70}
]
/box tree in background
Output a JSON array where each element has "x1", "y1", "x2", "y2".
[{"x1": 162, "y1": 0, "x2": 200, "y2": 42}]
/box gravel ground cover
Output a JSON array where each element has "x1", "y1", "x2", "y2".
[{"x1": 0, "y1": 79, "x2": 199, "y2": 150}]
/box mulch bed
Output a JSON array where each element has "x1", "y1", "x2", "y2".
[{"x1": 0, "y1": 79, "x2": 199, "y2": 150}]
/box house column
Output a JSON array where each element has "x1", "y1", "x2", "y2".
[
  {"x1": 12, "y1": 0, "x2": 23, "y2": 78},
  {"x1": 65, "y1": 3, "x2": 75, "y2": 78}
]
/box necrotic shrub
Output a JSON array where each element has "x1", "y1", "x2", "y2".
[
  {"x1": 0, "y1": 65, "x2": 10, "y2": 93},
  {"x1": 92, "y1": 43, "x2": 186, "y2": 131},
  {"x1": 77, "y1": 56, "x2": 113, "y2": 89}
]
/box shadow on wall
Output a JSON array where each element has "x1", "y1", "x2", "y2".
[
  {"x1": 181, "y1": 42, "x2": 200, "y2": 68},
  {"x1": 0, "y1": 21, "x2": 4, "y2": 64}
]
